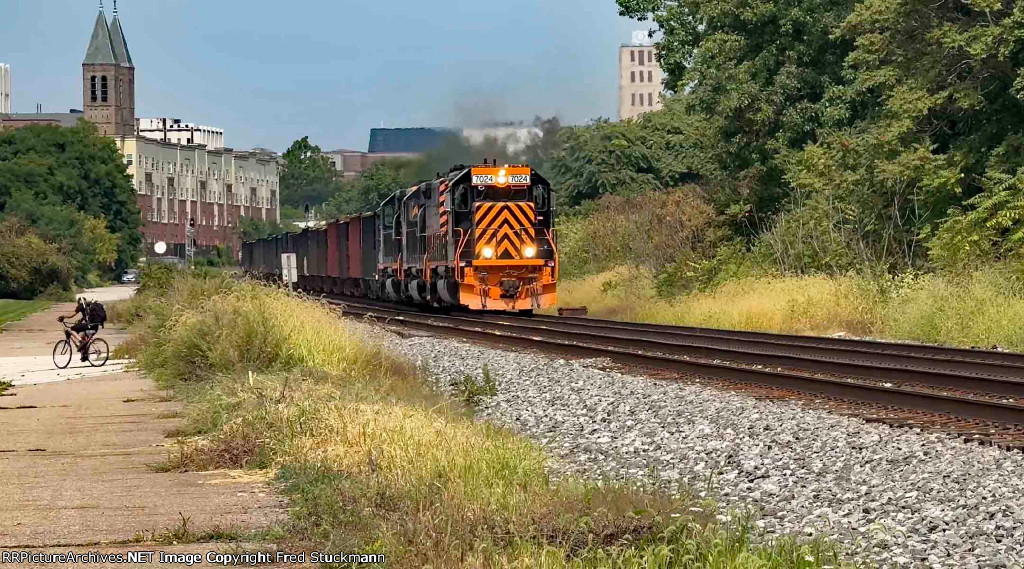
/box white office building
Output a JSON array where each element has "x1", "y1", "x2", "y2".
[
  {"x1": 0, "y1": 64, "x2": 11, "y2": 114},
  {"x1": 138, "y1": 117, "x2": 225, "y2": 149}
]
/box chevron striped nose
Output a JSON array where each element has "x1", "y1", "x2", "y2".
[{"x1": 473, "y1": 202, "x2": 537, "y2": 260}]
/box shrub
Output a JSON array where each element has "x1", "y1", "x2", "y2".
[
  {"x1": 558, "y1": 187, "x2": 719, "y2": 280},
  {"x1": 137, "y1": 263, "x2": 181, "y2": 294},
  {"x1": 0, "y1": 217, "x2": 75, "y2": 299}
]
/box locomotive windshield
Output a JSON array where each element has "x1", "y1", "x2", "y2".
[{"x1": 476, "y1": 186, "x2": 530, "y2": 202}]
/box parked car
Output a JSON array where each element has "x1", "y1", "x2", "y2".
[{"x1": 120, "y1": 269, "x2": 139, "y2": 284}]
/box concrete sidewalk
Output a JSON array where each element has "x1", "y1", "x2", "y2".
[
  {"x1": 0, "y1": 287, "x2": 289, "y2": 566},
  {"x1": 0, "y1": 286, "x2": 134, "y2": 363}
]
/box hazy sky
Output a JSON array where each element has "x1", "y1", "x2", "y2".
[{"x1": 1, "y1": 0, "x2": 644, "y2": 152}]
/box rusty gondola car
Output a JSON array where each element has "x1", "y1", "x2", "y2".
[{"x1": 242, "y1": 163, "x2": 558, "y2": 313}]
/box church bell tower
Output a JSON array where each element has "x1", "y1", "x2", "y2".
[{"x1": 83, "y1": 1, "x2": 135, "y2": 137}]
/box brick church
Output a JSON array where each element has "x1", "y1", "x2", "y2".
[{"x1": 82, "y1": 2, "x2": 280, "y2": 258}]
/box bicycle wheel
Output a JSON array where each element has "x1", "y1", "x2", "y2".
[
  {"x1": 53, "y1": 340, "x2": 73, "y2": 369},
  {"x1": 87, "y1": 338, "x2": 109, "y2": 367}
]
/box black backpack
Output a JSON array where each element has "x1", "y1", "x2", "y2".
[{"x1": 86, "y1": 300, "x2": 107, "y2": 328}]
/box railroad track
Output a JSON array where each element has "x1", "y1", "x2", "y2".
[{"x1": 325, "y1": 297, "x2": 1024, "y2": 447}]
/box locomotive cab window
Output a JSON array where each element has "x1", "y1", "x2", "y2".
[
  {"x1": 533, "y1": 186, "x2": 550, "y2": 211},
  {"x1": 453, "y1": 185, "x2": 470, "y2": 211},
  {"x1": 382, "y1": 202, "x2": 396, "y2": 229}
]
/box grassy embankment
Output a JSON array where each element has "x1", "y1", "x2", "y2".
[
  {"x1": 0, "y1": 299, "x2": 51, "y2": 331},
  {"x1": 556, "y1": 266, "x2": 1024, "y2": 351},
  {"x1": 111, "y1": 272, "x2": 860, "y2": 569}
]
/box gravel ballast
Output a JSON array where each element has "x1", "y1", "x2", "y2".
[{"x1": 390, "y1": 334, "x2": 1024, "y2": 569}]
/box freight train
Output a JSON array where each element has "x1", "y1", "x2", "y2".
[{"x1": 241, "y1": 163, "x2": 558, "y2": 312}]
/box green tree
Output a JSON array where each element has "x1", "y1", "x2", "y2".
[
  {"x1": 547, "y1": 119, "x2": 665, "y2": 207},
  {"x1": 0, "y1": 218, "x2": 75, "y2": 300},
  {"x1": 4, "y1": 189, "x2": 121, "y2": 280},
  {"x1": 280, "y1": 136, "x2": 342, "y2": 209},
  {"x1": 238, "y1": 217, "x2": 289, "y2": 242},
  {"x1": 817, "y1": 0, "x2": 1024, "y2": 269},
  {"x1": 616, "y1": 0, "x2": 858, "y2": 230},
  {"x1": 0, "y1": 122, "x2": 141, "y2": 270},
  {"x1": 324, "y1": 158, "x2": 420, "y2": 218}
]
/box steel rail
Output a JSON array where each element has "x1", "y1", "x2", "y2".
[
  {"x1": 329, "y1": 297, "x2": 1024, "y2": 398},
  {"x1": 468, "y1": 314, "x2": 1024, "y2": 392},
  {"x1": 527, "y1": 313, "x2": 1024, "y2": 367},
  {"x1": 329, "y1": 300, "x2": 1024, "y2": 426}
]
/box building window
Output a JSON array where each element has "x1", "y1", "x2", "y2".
[
  {"x1": 639, "y1": 94, "x2": 644, "y2": 107},
  {"x1": 648, "y1": 70, "x2": 653, "y2": 83},
  {"x1": 639, "y1": 52, "x2": 645, "y2": 66},
  {"x1": 90, "y1": 76, "x2": 97, "y2": 102},
  {"x1": 631, "y1": 93, "x2": 636, "y2": 106},
  {"x1": 649, "y1": 92, "x2": 654, "y2": 106},
  {"x1": 630, "y1": 50, "x2": 635, "y2": 63},
  {"x1": 630, "y1": 71, "x2": 635, "y2": 83},
  {"x1": 126, "y1": 154, "x2": 133, "y2": 166},
  {"x1": 100, "y1": 76, "x2": 108, "y2": 103},
  {"x1": 639, "y1": 72, "x2": 644, "y2": 83},
  {"x1": 648, "y1": 50, "x2": 653, "y2": 63}
]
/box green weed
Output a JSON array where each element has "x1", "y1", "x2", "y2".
[{"x1": 454, "y1": 363, "x2": 499, "y2": 405}]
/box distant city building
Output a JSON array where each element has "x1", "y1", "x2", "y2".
[
  {"x1": 618, "y1": 31, "x2": 664, "y2": 121},
  {"x1": 83, "y1": 2, "x2": 277, "y2": 257},
  {"x1": 0, "y1": 4, "x2": 278, "y2": 258},
  {"x1": 368, "y1": 127, "x2": 454, "y2": 153},
  {"x1": 116, "y1": 137, "x2": 280, "y2": 256},
  {"x1": 0, "y1": 64, "x2": 10, "y2": 114},
  {"x1": 139, "y1": 118, "x2": 225, "y2": 148},
  {"x1": 323, "y1": 148, "x2": 419, "y2": 178},
  {"x1": 325, "y1": 123, "x2": 543, "y2": 178}
]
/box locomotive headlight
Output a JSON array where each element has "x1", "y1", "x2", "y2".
[
  {"x1": 497, "y1": 169, "x2": 507, "y2": 185},
  {"x1": 523, "y1": 245, "x2": 537, "y2": 258},
  {"x1": 482, "y1": 246, "x2": 495, "y2": 259}
]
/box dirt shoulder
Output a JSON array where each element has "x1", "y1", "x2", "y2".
[{"x1": 0, "y1": 288, "x2": 288, "y2": 564}]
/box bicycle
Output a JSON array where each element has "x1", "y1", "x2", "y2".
[{"x1": 53, "y1": 321, "x2": 109, "y2": 369}]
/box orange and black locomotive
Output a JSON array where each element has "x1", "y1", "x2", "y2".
[{"x1": 241, "y1": 162, "x2": 558, "y2": 312}]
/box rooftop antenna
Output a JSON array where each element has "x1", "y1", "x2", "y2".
[
  {"x1": 113, "y1": 0, "x2": 117, "y2": 16},
  {"x1": 99, "y1": 0, "x2": 104, "y2": 12}
]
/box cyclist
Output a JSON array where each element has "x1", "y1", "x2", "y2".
[{"x1": 57, "y1": 298, "x2": 99, "y2": 362}]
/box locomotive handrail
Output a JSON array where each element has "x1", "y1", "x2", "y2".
[
  {"x1": 545, "y1": 228, "x2": 559, "y2": 281},
  {"x1": 454, "y1": 228, "x2": 469, "y2": 280}
]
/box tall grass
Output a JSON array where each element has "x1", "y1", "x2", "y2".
[
  {"x1": 115, "y1": 273, "x2": 859, "y2": 568},
  {"x1": 556, "y1": 265, "x2": 1024, "y2": 350}
]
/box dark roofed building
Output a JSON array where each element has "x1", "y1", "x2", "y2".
[
  {"x1": 0, "y1": 110, "x2": 85, "y2": 129},
  {"x1": 368, "y1": 127, "x2": 454, "y2": 153},
  {"x1": 324, "y1": 148, "x2": 420, "y2": 178}
]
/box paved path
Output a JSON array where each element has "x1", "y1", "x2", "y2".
[
  {"x1": 0, "y1": 287, "x2": 289, "y2": 566},
  {"x1": 0, "y1": 286, "x2": 135, "y2": 365}
]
